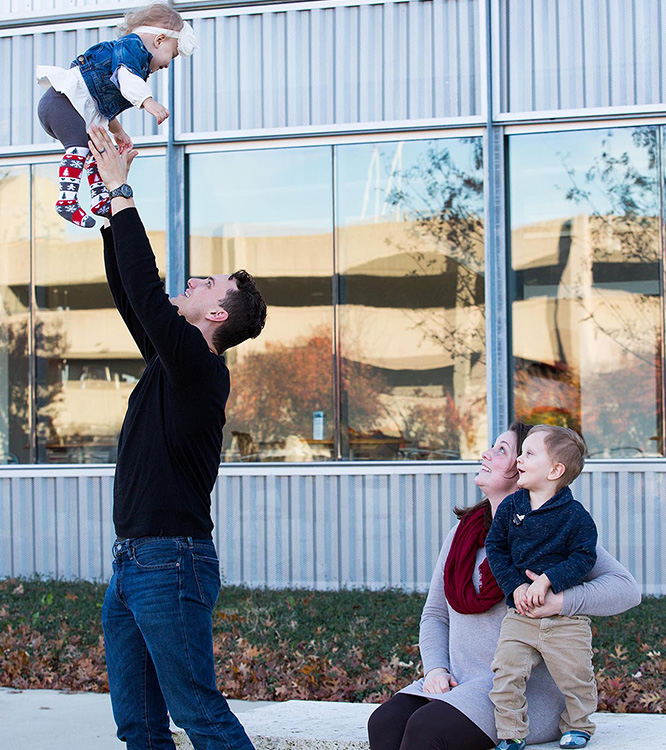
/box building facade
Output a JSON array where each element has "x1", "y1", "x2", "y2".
[{"x1": 1, "y1": 0, "x2": 664, "y2": 593}]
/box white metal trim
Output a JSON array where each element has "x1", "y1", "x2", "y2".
[
  {"x1": 1, "y1": 458, "x2": 665, "y2": 480},
  {"x1": 503, "y1": 116, "x2": 666, "y2": 135},
  {"x1": 176, "y1": 118, "x2": 487, "y2": 143},
  {"x1": 496, "y1": 103, "x2": 666, "y2": 123},
  {"x1": 182, "y1": 125, "x2": 485, "y2": 152}
]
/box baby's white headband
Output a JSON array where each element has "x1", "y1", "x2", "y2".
[{"x1": 133, "y1": 22, "x2": 198, "y2": 56}]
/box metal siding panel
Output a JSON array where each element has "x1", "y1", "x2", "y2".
[
  {"x1": 13, "y1": 478, "x2": 35, "y2": 577},
  {"x1": 238, "y1": 13, "x2": 263, "y2": 130},
  {"x1": 195, "y1": 16, "x2": 216, "y2": 134},
  {"x1": 0, "y1": 480, "x2": 12, "y2": 576},
  {"x1": 0, "y1": 39, "x2": 11, "y2": 147},
  {"x1": 286, "y1": 10, "x2": 309, "y2": 127},
  {"x1": 407, "y1": 0, "x2": 430, "y2": 121},
  {"x1": 265, "y1": 474, "x2": 279, "y2": 586},
  {"x1": 388, "y1": 473, "x2": 404, "y2": 587},
  {"x1": 383, "y1": 0, "x2": 408, "y2": 122},
  {"x1": 608, "y1": 0, "x2": 629, "y2": 106},
  {"x1": 635, "y1": 0, "x2": 656, "y2": 105},
  {"x1": 334, "y1": 4, "x2": 360, "y2": 124},
  {"x1": 557, "y1": 0, "x2": 585, "y2": 110},
  {"x1": 358, "y1": 2, "x2": 382, "y2": 122},
  {"x1": 11, "y1": 35, "x2": 33, "y2": 147},
  {"x1": 309, "y1": 7, "x2": 335, "y2": 126},
  {"x1": 267, "y1": 11, "x2": 288, "y2": 129},
  {"x1": 457, "y1": 0, "x2": 477, "y2": 117},
  {"x1": 507, "y1": 0, "x2": 530, "y2": 112},
  {"x1": 33, "y1": 477, "x2": 56, "y2": 578},
  {"x1": 101, "y1": 475, "x2": 114, "y2": 579},
  {"x1": 432, "y1": 0, "x2": 448, "y2": 118}
]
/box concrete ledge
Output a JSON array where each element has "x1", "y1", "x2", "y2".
[{"x1": 172, "y1": 701, "x2": 666, "y2": 750}]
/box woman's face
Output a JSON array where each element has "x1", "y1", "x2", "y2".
[{"x1": 474, "y1": 429, "x2": 520, "y2": 505}]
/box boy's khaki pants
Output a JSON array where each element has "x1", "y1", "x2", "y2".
[{"x1": 490, "y1": 609, "x2": 597, "y2": 740}]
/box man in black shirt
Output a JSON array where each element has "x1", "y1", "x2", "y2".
[{"x1": 89, "y1": 126, "x2": 266, "y2": 750}]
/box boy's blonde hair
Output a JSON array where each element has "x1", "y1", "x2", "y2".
[
  {"x1": 529, "y1": 424, "x2": 586, "y2": 490},
  {"x1": 118, "y1": 3, "x2": 184, "y2": 36}
]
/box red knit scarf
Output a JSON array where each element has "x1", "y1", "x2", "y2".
[{"x1": 444, "y1": 504, "x2": 505, "y2": 614}]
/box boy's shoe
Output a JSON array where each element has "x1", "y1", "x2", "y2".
[
  {"x1": 560, "y1": 730, "x2": 591, "y2": 748},
  {"x1": 496, "y1": 741, "x2": 526, "y2": 750}
]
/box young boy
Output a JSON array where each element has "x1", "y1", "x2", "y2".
[{"x1": 485, "y1": 425, "x2": 598, "y2": 750}]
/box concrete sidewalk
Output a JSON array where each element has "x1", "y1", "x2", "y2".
[
  {"x1": 2, "y1": 687, "x2": 665, "y2": 750},
  {"x1": 0, "y1": 687, "x2": 269, "y2": 750}
]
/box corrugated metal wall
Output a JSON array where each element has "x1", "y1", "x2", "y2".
[
  {"x1": 1, "y1": 464, "x2": 663, "y2": 594},
  {"x1": 179, "y1": 0, "x2": 481, "y2": 135},
  {"x1": 498, "y1": 0, "x2": 666, "y2": 114}
]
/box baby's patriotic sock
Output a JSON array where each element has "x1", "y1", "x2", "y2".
[
  {"x1": 55, "y1": 147, "x2": 95, "y2": 228},
  {"x1": 85, "y1": 155, "x2": 111, "y2": 217}
]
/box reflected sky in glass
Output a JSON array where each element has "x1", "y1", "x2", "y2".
[
  {"x1": 189, "y1": 147, "x2": 332, "y2": 237},
  {"x1": 510, "y1": 127, "x2": 658, "y2": 227}
]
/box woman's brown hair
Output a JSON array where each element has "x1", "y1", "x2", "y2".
[{"x1": 453, "y1": 421, "x2": 532, "y2": 531}]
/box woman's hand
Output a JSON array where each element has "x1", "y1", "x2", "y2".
[
  {"x1": 423, "y1": 667, "x2": 458, "y2": 694},
  {"x1": 88, "y1": 125, "x2": 137, "y2": 192},
  {"x1": 523, "y1": 569, "x2": 564, "y2": 618}
]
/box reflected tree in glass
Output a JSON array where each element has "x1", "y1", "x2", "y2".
[
  {"x1": 511, "y1": 127, "x2": 662, "y2": 457},
  {"x1": 338, "y1": 138, "x2": 486, "y2": 460}
]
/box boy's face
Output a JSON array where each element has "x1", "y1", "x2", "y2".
[{"x1": 516, "y1": 432, "x2": 563, "y2": 492}]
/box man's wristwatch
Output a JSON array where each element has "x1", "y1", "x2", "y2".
[{"x1": 109, "y1": 183, "x2": 133, "y2": 200}]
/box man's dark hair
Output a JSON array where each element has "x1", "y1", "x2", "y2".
[{"x1": 212, "y1": 270, "x2": 267, "y2": 354}]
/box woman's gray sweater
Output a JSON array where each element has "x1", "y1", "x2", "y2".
[{"x1": 399, "y1": 524, "x2": 641, "y2": 744}]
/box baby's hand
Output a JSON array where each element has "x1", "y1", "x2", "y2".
[
  {"x1": 525, "y1": 573, "x2": 551, "y2": 609},
  {"x1": 113, "y1": 128, "x2": 133, "y2": 155},
  {"x1": 142, "y1": 98, "x2": 169, "y2": 125}
]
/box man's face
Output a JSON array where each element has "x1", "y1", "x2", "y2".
[
  {"x1": 170, "y1": 274, "x2": 238, "y2": 325},
  {"x1": 516, "y1": 431, "x2": 560, "y2": 492}
]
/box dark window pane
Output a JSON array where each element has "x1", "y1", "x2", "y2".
[
  {"x1": 336, "y1": 138, "x2": 486, "y2": 461},
  {"x1": 0, "y1": 166, "x2": 30, "y2": 463},
  {"x1": 509, "y1": 127, "x2": 662, "y2": 457},
  {"x1": 189, "y1": 147, "x2": 335, "y2": 463},
  {"x1": 32, "y1": 157, "x2": 166, "y2": 464}
]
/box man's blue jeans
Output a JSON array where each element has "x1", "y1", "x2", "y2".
[{"x1": 102, "y1": 537, "x2": 254, "y2": 750}]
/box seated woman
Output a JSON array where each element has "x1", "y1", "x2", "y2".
[{"x1": 368, "y1": 422, "x2": 641, "y2": 750}]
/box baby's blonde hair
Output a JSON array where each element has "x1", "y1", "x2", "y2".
[{"x1": 118, "y1": 2, "x2": 184, "y2": 37}]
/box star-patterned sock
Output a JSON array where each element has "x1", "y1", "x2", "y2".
[
  {"x1": 85, "y1": 155, "x2": 111, "y2": 217},
  {"x1": 55, "y1": 147, "x2": 95, "y2": 229}
]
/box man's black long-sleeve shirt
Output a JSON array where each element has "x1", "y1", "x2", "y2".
[{"x1": 103, "y1": 208, "x2": 229, "y2": 539}]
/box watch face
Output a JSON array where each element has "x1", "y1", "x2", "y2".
[{"x1": 119, "y1": 184, "x2": 133, "y2": 198}]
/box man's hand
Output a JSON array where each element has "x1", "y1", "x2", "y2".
[
  {"x1": 423, "y1": 667, "x2": 458, "y2": 694},
  {"x1": 88, "y1": 125, "x2": 137, "y2": 192},
  {"x1": 142, "y1": 97, "x2": 169, "y2": 125},
  {"x1": 522, "y1": 569, "x2": 564, "y2": 618},
  {"x1": 525, "y1": 572, "x2": 551, "y2": 609},
  {"x1": 513, "y1": 583, "x2": 530, "y2": 615}
]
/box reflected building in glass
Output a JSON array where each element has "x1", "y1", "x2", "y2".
[{"x1": 2, "y1": 0, "x2": 666, "y2": 591}]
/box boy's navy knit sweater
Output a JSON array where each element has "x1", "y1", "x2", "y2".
[
  {"x1": 485, "y1": 486, "x2": 598, "y2": 607},
  {"x1": 102, "y1": 208, "x2": 229, "y2": 540}
]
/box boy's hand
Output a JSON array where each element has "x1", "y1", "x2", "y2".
[
  {"x1": 513, "y1": 583, "x2": 530, "y2": 615},
  {"x1": 423, "y1": 667, "x2": 458, "y2": 694},
  {"x1": 142, "y1": 97, "x2": 169, "y2": 125},
  {"x1": 525, "y1": 572, "x2": 551, "y2": 608}
]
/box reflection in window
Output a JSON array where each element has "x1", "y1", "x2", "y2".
[
  {"x1": 32, "y1": 156, "x2": 166, "y2": 463},
  {"x1": 336, "y1": 138, "x2": 486, "y2": 460},
  {"x1": 509, "y1": 127, "x2": 662, "y2": 457},
  {"x1": 0, "y1": 166, "x2": 30, "y2": 463},
  {"x1": 189, "y1": 147, "x2": 335, "y2": 462}
]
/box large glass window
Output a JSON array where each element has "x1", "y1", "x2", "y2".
[
  {"x1": 509, "y1": 127, "x2": 662, "y2": 457},
  {"x1": 189, "y1": 137, "x2": 486, "y2": 462},
  {"x1": 336, "y1": 138, "x2": 486, "y2": 460},
  {"x1": 32, "y1": 157, "x2": 166, "y2": 463},
  {"x1": 0, "y1": 166, "x2": 30, "y2": 464},
  {"x1": 189, "y1": 147, "x2": 335, "y2": 462}
]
